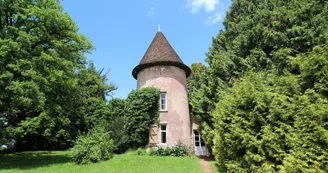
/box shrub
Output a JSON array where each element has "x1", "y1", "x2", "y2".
[
  {"x1": 71, "y1": 125, "x2": 114, "y2": 164},
  {"x1": 134, "y1": 148, "x2": 147, "y2": 156},
  {"x1": 152, "y1": 143, "x2": 190, "y2": 157},
  {"x1": 212, "y1": 73, "x2": 328, "y2": 172},
  {"x1": 147, "y1": 147, "x2": 155, "y2": 156}
]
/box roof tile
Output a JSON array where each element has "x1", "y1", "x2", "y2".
[
  {"x1": 132, "y1": 31, "x2": 190, "y2": 79},
  {"x1": 139, "y1": 31, "x2": 183, "y2": 65}
]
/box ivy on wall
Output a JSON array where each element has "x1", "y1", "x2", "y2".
[{"x1": 124, "y1": 87, "x2": 160, "y2": 148}]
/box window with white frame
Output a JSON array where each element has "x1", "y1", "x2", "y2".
[
  {"x1": 160, "y1": 124, "x2": 167, "y2": 144},
  {"x1": 160, "y1": 92, "x2": 167, "y2": 111}
]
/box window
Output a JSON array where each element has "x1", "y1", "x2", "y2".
[
  {"x1": 160, "y1": 92, "x2": 167, "y2": 111},
  {"x1": 194, "y1": 131, "x2": 205, "y2": 147},
  {"x1": 160, "y1": 124, "x2": 167, "y2": 144}
]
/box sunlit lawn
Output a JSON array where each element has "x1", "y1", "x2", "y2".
[{"x1": 0, "y1": 151, "x2": 202, "y2": 173}]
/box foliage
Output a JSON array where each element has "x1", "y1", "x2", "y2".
[
  {"x1": 190, "y1": 0, "x2": 328, "y2": 172},
  {"x1": 0, "y1": 151, "x2": 203, "y2": 173},
  {"x1": 134, "y1": 148, "x2": 147, "y2": 156},
  {"x1": 84, "y1": 88, "x2": 160, "y2": 154},
  {"x1": 0, "y1": 0, "x2": 115, "y2": 150},
  {"x1": 70, "y1": 125, "x2": 114, "y2": 165},
  {"x1": 188, "y1": 62, "x2": 216, "y2": 151},
  {"x1": 212, "y1": 72, "x2": 328, "y2": 172},
  {"x1": 84, "y1": 98, "x2": 109, "y2": 129},
  {"x1": 211, "y1": 161, "x2": 225, "y2": 173},
  {"x1": 107, "y1": 116, "x2": 129, "y2": 154},
  {"x1": 147, "y1": 147, "x2": 155, "y2": 156},
  {"x1": 106, "y1": 98, "x2": 129, "y2": 153},
  {"x1": 107, "y1": 98, "x2": 126, "y2": 119},
  {"x1": 124, "y1": 87, "x2": 160, "y2": 148},
  {"x1": 81, "y1": 87, "x2": 160, "y2": 155},
  {"x1": 187, "y1": 62, "x2": 207, "y2": 98},
  {"x1": 152, "y1": 143, "x2": 190, "y2": 157},
  {"x1": 83, "y1": 97, "x2": 128, "y2": 153}
]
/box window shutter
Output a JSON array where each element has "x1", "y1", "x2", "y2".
[{"x1": 149, "y1": 125, "x2": 158, "y2": 144}]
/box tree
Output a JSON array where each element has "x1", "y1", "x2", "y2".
[
  {"x1": 188, "y1": 62, "x2": 218, "y2": 149},
  {"x1": 0, "y1": 0, "x2": 115, "y2": 150},
  {"x1": 187, "y1": 62, "x2": 207, "y2": 98},
  {"x1": 191, "y1": 0, "x2": 328, "y2": 172},
  {"x1": 106, "y1": 98, "x2": 129, "y2": 153}
]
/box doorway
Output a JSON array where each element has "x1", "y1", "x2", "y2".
[{"x1": 194, "y1": 130, "x2": 207, "y2": 156}]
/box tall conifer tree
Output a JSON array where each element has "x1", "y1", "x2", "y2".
[{"x1": 190, "y1": 0, "x2": 328, "y2": 172}]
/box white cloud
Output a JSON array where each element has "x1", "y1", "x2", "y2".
[
  {"x1": 204, "y1": 13, "x2": 222, "y2": 24},
  {"x1": 148, "y1": 7, "x2": 159, "y2": 17},
  {"x1": 187, "y1": 0, "x2": 219, "y2": 13}
]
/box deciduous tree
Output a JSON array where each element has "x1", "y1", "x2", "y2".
[{"x1": 0, "y1": 0, "x2": 115, "y2": 150}]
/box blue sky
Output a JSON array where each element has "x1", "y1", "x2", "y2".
[{"x1": 62, "y1": 0, "x2": 231, "y2": 99}]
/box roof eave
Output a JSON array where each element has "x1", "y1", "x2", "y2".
[{"x1": 132, "y1": 61, "x2": 191, "y2": 79}]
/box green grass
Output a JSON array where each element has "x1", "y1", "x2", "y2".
[
  {"x1": 210, "y1": 160, "x2": 226, "y2": 173},
  {"x1": 0, "y1": 151, "x2": 202, "y2": 173}
]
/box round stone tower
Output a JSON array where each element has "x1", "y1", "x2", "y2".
[{"x1": 132, "y1": 31, "x2": 192, "y2": 147}]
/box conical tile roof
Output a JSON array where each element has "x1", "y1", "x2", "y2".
[{"x1": 132, "y1": 31, "x2": 191, "y2": 79}]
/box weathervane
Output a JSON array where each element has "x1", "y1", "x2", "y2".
[{"x1": 158, "y1": 25, "x2": 161, "y2": 32}]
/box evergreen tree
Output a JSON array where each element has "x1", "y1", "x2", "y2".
[
  {"x1": 187, "y1": 62, "x2": 207, "y2": 98},
  {"x1": 191, "y1": 0, "x2": 328, "y2": 172}
]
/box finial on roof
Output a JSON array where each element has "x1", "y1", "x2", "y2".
[{"x1": 158, "y1": 25, "x2": 161, "y2": 32}]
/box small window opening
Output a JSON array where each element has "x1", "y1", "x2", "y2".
[
  {"x1": 160, "y1": 92, "x2": 167, "y2": 111},
  {"x1": 160, "y1": 124, "x2": 167, "y2": 144}
]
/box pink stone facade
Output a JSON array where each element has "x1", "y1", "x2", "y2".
[{"x1": 137, "y1": 65, "x2": 192, "y2": 147}]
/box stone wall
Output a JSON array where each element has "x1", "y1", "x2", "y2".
[{"x1": 137, "y1": 65, "x2": 192, "y2": 147}]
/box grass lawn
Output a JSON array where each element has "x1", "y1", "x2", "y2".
[
  {"x1": 210, "y1": 160, "x2": 226, "y2": 173},
  {"x1": 0, "y1": 151, "x2": 202, "y2": 173}
]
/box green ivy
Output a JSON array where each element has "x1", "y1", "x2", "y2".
[{"x1": 124, "y1": 87, "x2": 160, "y2": 148}]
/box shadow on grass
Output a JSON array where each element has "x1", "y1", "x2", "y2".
[
  {"x1": 210, "y1": 160, "x2": 226, "y2": 173},
  {"x1": 0, "y1": 151, "x2": 72, "y2": 170},
  {"x1": 198, "y1": 156, "x2": 215, "y2": 161}
]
